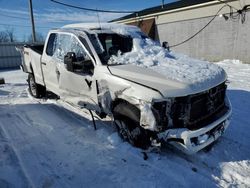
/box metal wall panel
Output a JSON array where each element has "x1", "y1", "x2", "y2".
[
  {"x1": 156, "y1": 12, "x2": 250, "y2": 63},
  {"x1": 0, "y1": 43, "x2": 25, "y2": 68}
]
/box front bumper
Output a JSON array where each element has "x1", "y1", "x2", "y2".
[{"x1": 158, "y1": 97, "x2": 232, "y2": 154}]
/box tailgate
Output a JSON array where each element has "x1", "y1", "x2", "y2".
[
  {"x1": 16, "y1": 45, "x2": 30, "y2": 73},
  {"x1": 16, "y1": 45, "x2": 42, "y2": 74}
]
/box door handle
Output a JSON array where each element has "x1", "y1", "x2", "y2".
[{"x1": 41, "y1": 62, "x2": 46, "y2": 65}]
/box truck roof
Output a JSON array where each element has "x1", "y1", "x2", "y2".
[
  {"x1": 62, "y1": 23, "x2": 137, "y2": 31},
  {"x1": 60, "y1": 23, "x2": 141, "y2": 36}
]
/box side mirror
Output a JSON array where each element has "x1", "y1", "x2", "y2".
[
  {"x1": 64, "y1": 52, "x2": 94, "y2": 74},
  {"x1": 162, "y1": 41, "x2": 170, "y2": 51},
  {"x1": 64, "y1": 52, "x2": 76, "y2": 72},
  {"x1": 82, "y1": 59, "x2": 94, "y2": 75}
]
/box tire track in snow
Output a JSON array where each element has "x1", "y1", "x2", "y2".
[
  {"x1": 0, "y1": 92, "x2": 72, "y2": 188},
  {"x1": 0, "y1": 113, "x2": 35, "y2": 188},
  {"x1": 6, "y1": 104, "x2": 79, "y2": 188}
]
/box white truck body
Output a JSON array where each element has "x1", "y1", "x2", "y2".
[{"x1": 19, "y1": 23, "x2": 232, "y2": 154}]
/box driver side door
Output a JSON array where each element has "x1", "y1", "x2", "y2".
[{"x1": 54, "y1": 33, "x2": 98, "y2": 109}]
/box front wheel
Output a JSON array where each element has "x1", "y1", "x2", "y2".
[
  {"x1": 113, "y1": 102, "x2": 151, "y2": 149},
  {"x1": 28, "y1": 73, "x2": 46, "y2": 98}
]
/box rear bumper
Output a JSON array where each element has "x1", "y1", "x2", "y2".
[{"x1": 158, "y1": 97, "x2": 232, "y2": 154}]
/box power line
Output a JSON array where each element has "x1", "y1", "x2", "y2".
[
  {"x1": 217, "y1": 0, "x2": 239, "y2": 11},
  {"x1": 0, "y1": 23, "x2": 51, "y2": 29},
  {"x1": 50, "y1": 0, "x2": 137, "y2": 13},
  {"x1": 0, "y1": 12, "x2": 29, "y2": 20},
  {"x1": 170, "y1": 5, "x2": 228, "y2": 48},
  {"x1": 0, "y1": 12, "x2": 75, "y2": 24}
]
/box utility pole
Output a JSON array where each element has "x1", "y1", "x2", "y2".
[
  {"x1": 162, "y1": 0, "x2": 164, "y2": 8},
  {"x1": 28, "y1": 0, "x2": 36, "y2": 43}
]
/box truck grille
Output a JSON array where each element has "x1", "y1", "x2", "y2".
[{"x1": 171, "y1": 82, "x2": 228, "y2": 130}]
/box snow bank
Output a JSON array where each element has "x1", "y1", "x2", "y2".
[
  {"x1": 217, "y1": 59, "x2": 250, "y2": 90},
  {"x1": 109, "y1": 37, "x2": 226, "y2": 90},
  {"x1": 107, "y1": 133, "x2": 122, "y2": 146}
]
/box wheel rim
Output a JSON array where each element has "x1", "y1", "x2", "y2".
[{"x1": 29, "y1": 76, "x2": 37, "y2": 96}]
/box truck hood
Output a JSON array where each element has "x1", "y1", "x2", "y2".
[
  {"x1": 107, "y1": 37, "x2": 227, "y2": 98},
  {"x1": 108, "y1": 64, "x2": 227, "y2": 97}
]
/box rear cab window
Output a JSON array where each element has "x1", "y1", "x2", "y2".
[{"x1": 46, "y1": 33, "x2": 57, "y2": 56}]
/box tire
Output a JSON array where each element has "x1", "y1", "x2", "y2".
[
  {"x1": 28, "y1": 73, "x2": 46, "y2": 98},
  {"x1": 113, "y1": 102, "x2": 151, "y2": 149}
]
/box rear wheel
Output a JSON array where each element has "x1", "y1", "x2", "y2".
[
  {"x1": 28, "y1": 73, "x2": 46, "y2": 98},
  {"x1": 113, "y1": 102, "x2": 151, "y2": 149}
]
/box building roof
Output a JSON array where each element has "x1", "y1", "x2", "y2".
[{"x1": 111, "y1": 0, "x2": 217, "y2": 22}]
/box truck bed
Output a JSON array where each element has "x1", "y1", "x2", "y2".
[
  {"x1": 18, "y1": 43, "x2": 45, "y2": 86},
  {"x1": 24, "y1": 44, "x2": 44, "y2": 55}
]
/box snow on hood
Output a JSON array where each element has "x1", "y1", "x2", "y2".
[{"x1": 109, "y1": 38, "x2": 226, "y2": 96}]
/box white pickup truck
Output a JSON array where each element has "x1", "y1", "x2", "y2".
[{"x1": 19, "y1": 23, "x2": 232, "y2": 154}]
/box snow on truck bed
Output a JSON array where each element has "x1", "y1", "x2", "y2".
[{"x1": 0, "y1": 60, "x2": 250, "y2": 187}]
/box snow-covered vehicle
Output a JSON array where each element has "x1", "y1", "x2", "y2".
[{"x1": 19, "y1": 23, "x2": 232, "y2": 154}]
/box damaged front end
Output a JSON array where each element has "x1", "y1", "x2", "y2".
[
  {"x1": 151, "y1": 82, "x2": 232, "y2": 154},
  {"x1": 97, "y1": 74, "x2": 231, "y2": 154}
]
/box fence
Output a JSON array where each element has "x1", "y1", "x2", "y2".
[{"x1": 0, "y1": 43, "x2": 25, "y2": 69}]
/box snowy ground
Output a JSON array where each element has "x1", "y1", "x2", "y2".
[{"x1": 0, "y1": 60, "x2": 250, "y2": 188}]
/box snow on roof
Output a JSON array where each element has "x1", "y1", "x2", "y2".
[{"x1": 62, "y1": 23, "x2": 141, "y2": 37}]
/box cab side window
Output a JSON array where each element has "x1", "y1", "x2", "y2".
[
  {"x1": 53, "y1": 34, "x2": 71, "y2": 61},
  {"x1": 71, "y1": 37, "x2": 90, "y2": 62},
  {"x1": 53, "y1": 33, "x2": 94, "y2": 74},
  {"x1": 53, "y1": 33, "x2": 90, "y2": 62}
]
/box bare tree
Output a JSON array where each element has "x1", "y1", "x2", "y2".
[
  {"x1": 0, "y1": 31, "x2": 9, "y2": 43},
  {"x1": 22, "y1": 34, "x2": 27, "y2": 43},
  {"x1": 28, "y1": 32, "x2": 45, "y2": 43},
  {"x1": 5, "y1": 28, "x2": 15, "y2": 42},
  {"x1": 0, "y1": 27, "x2": 16, "y2": 43}
]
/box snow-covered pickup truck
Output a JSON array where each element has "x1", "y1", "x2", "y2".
[{"x1": 19, "y1": 23, "x2": 232, "y2": 154}]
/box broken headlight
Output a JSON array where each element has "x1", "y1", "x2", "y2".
[{"x1": 152, "y1": 100, "x2": 172, "y2": 131}]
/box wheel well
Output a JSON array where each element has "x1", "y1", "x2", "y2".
[
  {"x1": 113, "y1": 99, "x2": 155, "y2": 149},
  {"x1": 112, "y1": 98, "x2": 138, "y2": 112},
  {"x1": 112, "y1": 98, "x2": 126, "y2": 111},
  {"x1": 112, "y1": 99, "x2": 140, "y2": 123}
]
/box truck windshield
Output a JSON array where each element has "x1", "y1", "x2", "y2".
[{"x1": 88, "y1": 33, "x2": 133, "y2": 65}]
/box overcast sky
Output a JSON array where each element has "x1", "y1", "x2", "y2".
[{"x1": 0, "y1": 0, "x2": 176, "y2": 42}]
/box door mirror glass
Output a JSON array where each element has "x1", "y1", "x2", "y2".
[
  {"x1": 64, "y1": 52, "x2": 76, "y2": 72},
  {"x1": 64, "y1": 52, "x2": 94, "y2": 75},
  {"x1": 82, "y1": 59, "x2": 94, "y2": 74}
]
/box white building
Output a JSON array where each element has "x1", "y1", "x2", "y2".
[{"x1": 112, "y1": 0, "x2": 250, "y2": 63}]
